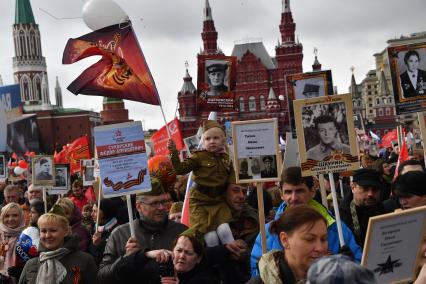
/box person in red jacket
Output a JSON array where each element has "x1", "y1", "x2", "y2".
[{"x1": 69, "y1": 178, "x2": 90, "y2": 213}]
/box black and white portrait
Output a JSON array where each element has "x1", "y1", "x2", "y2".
[
  {"x1": 32, "y1": 156, "x2": 55, "y2": 185},
  {"x1": 353, "y1": 113, "x2": 365, "y2": 134},
  {"x1": 238, "y1": 158, "x2": 252, "y2": 180},
  {"x1": 54, "y1": 165, "x2": 68, "y2": 188},
  {"x1": 0, "y1": 154, "x2": 5, "y2": 178},
  {"x1": 82, "y1": 159, "x2": 95, "y2": 185},
  {"x1": 302, "y1": 102, "x2": 350, "y2": 161},
  {"x1": 290, "y1": 71, "x2": 333, "y2": 100},
  {"x1": 84, "y1": 167, "x2": 95, "y2": 182},
  {"x1": 260, "y1": 155, "x2": 278, "y2": 178},
  {"x1": 398, "y1": 48, "x2": 426, "y2": 99},
  {"x1": 203, "y1": 59, "x2": 230, "y2": 97},
  {"x1": 184, "y1": 135, "x2": 199, "y2": 154}
]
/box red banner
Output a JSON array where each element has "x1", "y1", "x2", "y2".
[
  {"x1": 63, "y1": 23, "x2": 160, "y2": 105},
  {"x1": 151, "y1": 118, "x2": 184, "y2": 155},
  {"x1": 380, "y1": 129, "x2": 398, "y2": 148},
  {"x1": 54, "y1": 136, "x2": 92, "y2": 174},
  {"x1": 393, "y1": 140, "x2": 409, "y2": 181}
]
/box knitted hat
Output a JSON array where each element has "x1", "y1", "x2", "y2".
[
  {"x1": 137, "y1": 177, "x2": 165, "y2": 196},
  {"x1": 169, "y1": 202, "x2": 183, "y2": 215},
  {"x1": 394, "y1": 171, "x2": 426, "y2": 197},
  {"x1": 202, "y1": 120, "x2": 225, "y2": 134},
  {"x1": 307, "y1": 255, "x2": 377, "y2": 284}
]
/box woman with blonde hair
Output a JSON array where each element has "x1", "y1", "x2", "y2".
[
  {"x1": 0, "y1": 202, "x2": 25, "y2": 283},
  {"x1": 18, "y1": 205, "x2": 96, "y2": 284}
]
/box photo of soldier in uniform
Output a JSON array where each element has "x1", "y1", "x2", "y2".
[
  {"x1": 0, "y1": 155, "x2": 5, "y2": 178},
  {"x1": 238, "y1": 159, "x2": 252, "y2": 180},
  {"x1": 32, "y1": 156, "x2": 55, "y2": 186},
  {"x1": 303, "y1": 102, "x2": 351, "y2": 161},
  {"x1": 54, "y1": 165, "x2": 69, "y2": 189},
  {"x1": 184, "y1": 135, "x2": 200, "y2": 154},
  {"x1": 260, "y1": 155, "x2": 278, "y2": 178},
  {"x1": 202, "y1": 60, "x2": 230, "y2": 97}
]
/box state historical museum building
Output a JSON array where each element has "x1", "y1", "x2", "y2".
[{"x1": 177, "y1": 0, "x2": 304, "y2": 138}]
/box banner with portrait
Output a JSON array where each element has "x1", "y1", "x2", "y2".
[
  {"x1": 231, "y1": 118, "x2": 282, "y2": 183},
  {"x1": 31, "y1": 155, "x2": 55, "y2": 186},
  {"x1": 388, "y1": 42, "x2": 426, "y2": 114},
  {"x1": 287, "y1": 70, "x2": 333, "y2": 137},
  {"x1": 197, "y1": 55, "x2": 237, "y2": 112},
  {"x1": 293, "y1": 94, "x2": 359, "y2": 177},
  {"x1": 50, "y1": 164, "x2": 70, "y2": 195}
]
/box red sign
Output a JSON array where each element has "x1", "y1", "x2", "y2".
[{"x1": 151, "y1": 118, "x2": 184, "y2": 155}]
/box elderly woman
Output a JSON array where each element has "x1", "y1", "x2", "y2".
[
  {"x1": 0, "y1": 203, "x2": 25, "y2": 283},
  {"x1": 18, "y1": 205, "x2": 97, "y2": 284},
  {"x1": 248, "y1": 205, "x2": 329, "y2": 284}
]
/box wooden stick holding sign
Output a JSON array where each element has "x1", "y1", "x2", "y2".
[
  {"x1": 231, "y1": 118, "x2": 282, "y2": 254},
  {"x1": 417, "y1": 112, "x2": 426, "y2": 168},
  {"x1": 318, "y1": 174, "x2": 328, "y2": 209},
  {"x1": 256, "y1": 182, "x2": 267, "y2": 254},
  {"x1": 328, "y1": 172, "x2": 345, "y2": 247}
]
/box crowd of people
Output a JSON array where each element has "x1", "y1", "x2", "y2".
[{"x1": 0, "y1": 121, "x2": 425, "y2": 283}]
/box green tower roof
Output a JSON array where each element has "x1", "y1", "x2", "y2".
[{"x1": 15, "y1": 0, "x2": 35, "y2": 24}]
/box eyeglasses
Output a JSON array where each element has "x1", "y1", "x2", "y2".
[{"x1": 141, "y1": 199, "x2": 171, "y2": 208}]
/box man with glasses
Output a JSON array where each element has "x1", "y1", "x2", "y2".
[
  {"x1": 250, "y1": 167, "x2": 361, "y2": 276},
  {"x1": 98, "y1": 177, "x2": 187, "y2": 283}
]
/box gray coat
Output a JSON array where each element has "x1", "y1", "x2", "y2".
[
  {"x1": 97, "y1": 218, "x2": 187, "y2": 284},
  {"x1": 18, "y1": 236, "x2": 97, "y2": 284}
]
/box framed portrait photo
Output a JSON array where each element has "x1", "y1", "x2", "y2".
[
  {"x1": 196, "y1": 54, "x2": 237, "y2": 112},
  {"x1": 0, "y1": 153, "x2": 6, "y2": 179},
  {"x1": 388, "y1": 43, "x2": 426, "y2": 114},
  {"x1": 231, "y1": 118, "x2": 282, "y2": 183},
  {"x1": 81, "y1": 158, "x2": 95, "y2": 186},
  {"x1": 361, "y1": 206, "x2": 426, "y2": 284},
  {"x1": 353, "y1": 113, "x2": 365, "y2": 135},
  {"x1": 293, "y1": 93, "x2": 359, "y2": 177},
  {"x1": 50, "y1": 164, "x2": 69, "y2": 195},
  {"x1": 32, "y1": 155, "x2": 55, "y2": 186},
  {"x1": 183, "y1": 135, "x2": 200, "y2": 154}
]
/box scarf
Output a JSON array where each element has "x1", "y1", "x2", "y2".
[
  {"x1": 36, "y1": 247, "x2": 70, "y2": 284},
  {"x1": 98, "y1": 217, "x2": 118, "y2": 233},
  {"x1": 0, "y1": 222, "x2": 25, "y2": 238},
  {"x1": 139, "y1": 215, "x2": 167, "y2": 234},
  {"x1": 0, "y1": 221, "x2": 25, "y2": 276}
]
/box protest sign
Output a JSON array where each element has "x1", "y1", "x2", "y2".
[
  {"x1": 293, "y1": 93, "x2": 359, "y2": 177},
  {"x1": 362, "y1": 206, "x2": 426, "y2": 284},
  {"x1": 232, "y1": 118, "x2": 281, "y2": 183},
  {"x1": 94, "y1": 121, "x2": 151, "y2": 198}
]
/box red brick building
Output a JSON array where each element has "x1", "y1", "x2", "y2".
[{"x1": 177, "y1": 0, "x2": 304, "y2": 138}]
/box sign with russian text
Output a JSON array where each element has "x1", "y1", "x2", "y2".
[
  {"x1": 232, "y1": 118, "x2": 281, "y2": 183},
  {"x1": 94, "y1": 121, "x2": 151, "y2": 197},
  {"x1": 361, "y1": 206, "x2": 426, "y2": 284}
]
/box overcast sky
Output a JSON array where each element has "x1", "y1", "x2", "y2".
[{"x1": 0, "y1": 0, "x2": 425, "y2": 130}]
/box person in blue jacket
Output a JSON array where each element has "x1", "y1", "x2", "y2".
[{"x1": 250, "y1": 167, "x2": 362, "y2": 276}]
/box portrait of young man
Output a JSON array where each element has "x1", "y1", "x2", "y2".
[
  {"x1": 35, "y1": 157, "x2": 53, "y2": 181},
  {"x1": 203, "y1": 60, "x2": 229, "y2": 97}
]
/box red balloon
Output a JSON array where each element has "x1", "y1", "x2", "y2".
[
  {"x1": 11, "y1": 162, "x2": 17, "y2": 167},
  {"x1": 147, "y1": 155, "x2": 176, "y2": 190},
  {"x1": 18, "y1": 160, "x2": 28, "y2": 169}
]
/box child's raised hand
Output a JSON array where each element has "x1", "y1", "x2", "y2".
[{"x1": 167, "y1": 139, "x2": 176, "y2": 152}]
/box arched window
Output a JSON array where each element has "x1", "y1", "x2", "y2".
[
  {"x1": 248, "y1": 96, "x2": 256, "y2": 111},
  {"x1": 239, "y1": 97, "x2": 245, "y2": 112},
  {"x1": 379, "y1": 109, "x2": 383, "y2": 116},
  {"x1": 386, "y1": 108, "x2": 390, "y2": 116},
  {"x1": 388, "y1": 97, "x2": 393, "y2": 104},
  {"x1": 382, "y1": 98, "x2": 386, "y2": 104},
  {"x1": 19, "y1": 30, "x2": 25, "y2": 57},
  {"x1": 260, "y1": 95, "x2": 265, "y2": 110},
  {"x1": 376, "y1": 98, "x2": 380, "y2": 105}
]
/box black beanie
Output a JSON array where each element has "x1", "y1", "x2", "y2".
[
  {"x1": 393, "y1": 171, "x2": 426, "y2": 197},
  {"x1": 99, "y1": 198, "x2": 118, "y2": 220}
]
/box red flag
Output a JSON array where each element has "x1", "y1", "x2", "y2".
[
  {"x1": 67, "y1": 136, "x2": 92, "y2": 174},
  {"x1": 54, "y1": 146, "x2": 69, "y2": 164},
  {"x1": 62, "y1": 23, "x2": 160, "y2": 105},
  {"x1": 151, "y1": 118, "x2": 184, "y2": 156},
  {"x1": 380, "y1": 129, "x2": 398, "y2": 148},
  {"x1": 393, "y1": 140, "x2": 409, "y2": 181}
]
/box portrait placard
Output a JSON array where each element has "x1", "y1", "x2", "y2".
[
  {"x1": 50, "y1": 164, "x2": 70, "y2": 195},
  {"x1": 287, "y1": 70, "x2": 333, "y2": 137},
  {"x1": 31, "y1": 155, "x2": 55, "y2": 186},
  {"x1": 388, "y1": 42, "x2": 426, "y2": 114},
  {"x1": 294, "y1": 93, "x2": 359, "y2": 177},
  {"x1": 81, "y1": 159, "x2": 95, "y2": 186},
  {"x1": 361, "y1": 206, "x2": 426, "y2": 284},
  {"x1": 283, "y1": 132, "x2": 300, "y2": 169},
  {"x1": 0, "y1": 154, "x2": 6, "y2": 179},
  {"x1": 94, "y1": 121, "x2": 151, "y2": 198},
  {"x1": 196, "y1": 54, "x2": 237, "y2": 112},
  {"x1": 183, "y1": 135, "x2": 199, "y2": 154},
  {"x1": 232, "y1": 118, "x2": 282, "y2": 183},
  {"x1": 353, "y1": 113, "x2": 365, "y2": 135}
]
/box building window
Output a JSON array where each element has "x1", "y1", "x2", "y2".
[
  {"x1": 383, "y1": 98, "x2": 386, "y2": 104},
  {"x1": 379, "y1": 109, "x2": 383, "y2": 116},
  {"x1": 260, "y1": 95, "x2": 265, "y2": 110},
  {"x1": 376, "y1": 98, "x2": 380, "y2": 105},
  {"x1": 249, "y1": 96, "x2": 256, "y2": 111},
  {"x1": 386, "y1": 108, "x2": 390, "y2": 115},
  {"x1": 389, "y1": 97, "x2": 393, "y2": 104},
  {"x1": 239, "y1": 97, "x2": 245, "y2": 112}
]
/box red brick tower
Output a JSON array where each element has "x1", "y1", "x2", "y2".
[
  {"x1": 100, "y1": 97, "x2": 130, "y2": 125},
  {"x1": 201, "y1": 0, "x2": 221, "y2": 55}
]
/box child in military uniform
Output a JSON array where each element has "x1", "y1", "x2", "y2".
[{"x1": 167, "y1": 120, "x2": 235, "y2": 247}]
